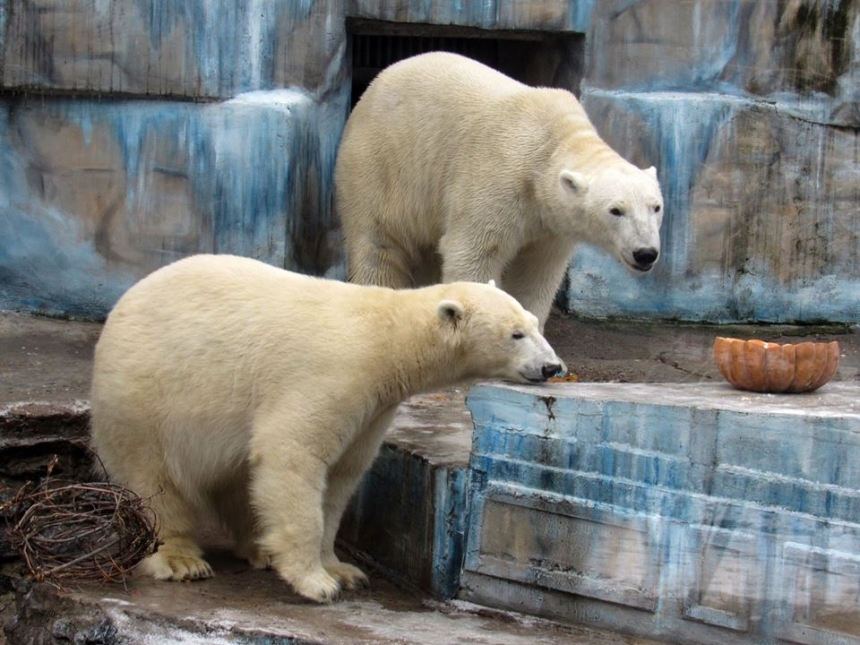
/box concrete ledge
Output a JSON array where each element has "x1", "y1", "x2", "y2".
[
  {"x1": 462, "y1": 382, "x2": 860, "y2": 645},
  {"x1": 5, "y1": 560, "x2": 644, "y2": 645},
  {"x1": 1, "y1": 396, "x2": 644, "y2": 645}
]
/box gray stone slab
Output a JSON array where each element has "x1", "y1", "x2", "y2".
[{"x1": 6, "y1": 568, "x2": 656, "y2": 645}]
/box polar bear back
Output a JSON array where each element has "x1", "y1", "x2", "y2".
[
  {"x1": 90, "y1": 256, "x2": 388, "y2": 487},
  {"x1": 336, "y1": 52, "x2": 597, "y2": 250}
]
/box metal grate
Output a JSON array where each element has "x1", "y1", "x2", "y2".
[
  {"x1": 352, "y1": 33, "x2": 502, "y2": 76},
  {"x1": 347, "y1": 22, "x2": 584, "y2": 106}
]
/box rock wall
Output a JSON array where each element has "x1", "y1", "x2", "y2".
[
  {"x1": 0, "y1": 0, "x2": 857, "y2": 323},
  {"x1": 0, "y1": 0, "x2": 349, "y2": 318}
]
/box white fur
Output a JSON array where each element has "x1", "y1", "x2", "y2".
[
  {"x1": 89, "y1": 254, "x2": 564, "y2": 603},
  {"x1": 335, "y1": 52, "x2": 664, "y2": 328}
]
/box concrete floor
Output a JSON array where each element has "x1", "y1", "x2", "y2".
[
  {"x1": 5, "y1": 545, "x2": 669, "y2": 645},
  {"x1": 2, "y1": 310, "x2": 859, "y2": 644}
]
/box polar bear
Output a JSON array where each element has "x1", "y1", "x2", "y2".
[
  {"x1": 335, "y1": 51, "x2": 664, "y2": 328},
  {"x1": 89, "y1": 254, "x2": 564, "y2": 603}
]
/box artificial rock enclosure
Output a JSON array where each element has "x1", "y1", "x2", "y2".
[{"x1": 1, "y1": 2, "x2": 859, "y2": 645}]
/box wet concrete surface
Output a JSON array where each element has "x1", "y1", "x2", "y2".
[
  {"x1": 5, "y1": 544, "x2": 662, "y2": 645},
  {"x1": 2, "y1": 310, "x2": 859, "y2": 644}
]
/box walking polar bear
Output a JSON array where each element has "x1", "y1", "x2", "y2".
[
  {"x1": 89, "y1": 254, "x2": 564, "y2": 603},
  {"x1": 335, "y1": 52, "x2": 664, "y2": 328}
]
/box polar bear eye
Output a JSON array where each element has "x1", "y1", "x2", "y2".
[
  {"x1": 653, "y1": 205, "x2": 661, "y2": 213},
  {"x1": 512, "y1": 331, "x2": 525, "y2": 340},
  {"x1": 610, "y1": 207, "x2": 624, "y2": 217}
]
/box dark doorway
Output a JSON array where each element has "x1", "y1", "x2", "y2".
[{"x1": 346, "y1": 19, "x2": 585, "y2": 107}]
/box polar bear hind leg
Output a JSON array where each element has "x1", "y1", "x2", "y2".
[
  {"x1": 348, "y1": 231, "x2": 417, "y2": 288},
  {"x1": 138, "y1": 477, "x2": 214, "y2": 581},
  {"x1": 91, "y1": 408, "x2": 214, "y2": 581}
]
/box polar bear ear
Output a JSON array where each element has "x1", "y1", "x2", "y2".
[
  {"x1": 559, "y1": 170, "x2": 588, "y2": 195},
  {"x1": 488, "y1": 279, "x2": 496, "y2": 289},
  {"x1": 645, "y1": 166, "x2": 658, "y2": 178},
  {"x1": 437, "y1": 300, "x2": 465, "y2": 325}
]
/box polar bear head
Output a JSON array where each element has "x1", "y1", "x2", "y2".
[
  {"x1": 556, "y1": 163, "x2": 664, "y2": 274},
  {"x1": 436, "y1": 281, "x2": 566, "y2": 384}
]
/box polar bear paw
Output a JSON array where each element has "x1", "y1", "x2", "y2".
[
  {"x1": 140, "y1": 548, "x2": 214, "y2": 581},
  {"x1": 290, "y1": 569, "x2": 342, "y2": 603},
  {"x1": 325, "y1": 561, "x2": 369, "y2": 590}
]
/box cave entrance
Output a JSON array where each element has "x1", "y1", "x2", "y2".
[{"x1": 346, "y1": 19, "x2": 585, "y2": 107}]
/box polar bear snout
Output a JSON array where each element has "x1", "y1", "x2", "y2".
[
  {"x1": 542, "y1": 362, "x2": 565, "y2": 380},
  {"x1": 518, "y1": 347, "x2": 567, "y2": 383},
  {"x1": 520, "y1": 360, "x2": 565, "y2": 383},
  {"x1": 632, "y1": 247, "x2": 659, "y2": 271}
]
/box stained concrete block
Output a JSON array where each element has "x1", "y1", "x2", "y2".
[
  {"x1": 1, "y1": 0, "x2": 348, "y2": 99},
  {"x1": 461, "y1": 382, "x2": 860, "y2": 644},
  {"x1": 0, "y1": 87, "x2": 348, "y2": 318},
  {"x1": 340, "y1": 391, "x2": 473, "y2": 598},
  {"x1": 586, "y1": 0, "x2": 859, "y2": 127},
  {"x1": 568, "y1": 90, "x2": 860, "y2": 323}
]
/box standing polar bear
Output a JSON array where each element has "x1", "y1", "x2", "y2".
[
  {"x1": 335, "y1": 52, "x2": 664, "y2": 327},
  {"x1": 90, "y1": 254, "x2": 564, "y2": 603}
]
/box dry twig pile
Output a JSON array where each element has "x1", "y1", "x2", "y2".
[{"x1": 3, "y1": 477, "x2": 158, "y2": 585}]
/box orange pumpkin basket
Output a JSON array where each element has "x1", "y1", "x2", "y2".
[{"x1": 713, "y1": 337, "x2": 839, "y2": 394}]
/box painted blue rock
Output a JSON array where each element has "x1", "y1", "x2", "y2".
[
  {"x1": 0, "y1": 87, "x2": 348, "y2": 319},
  {"x1": 1, "y1": 0, "x2": 346, "y2": 99},
  {"x1": 348, "y1": 0, "x2": 596, "y2": 32},
  {"x1": 462, "y1": 382, "x2": 860, "y2": 644}
]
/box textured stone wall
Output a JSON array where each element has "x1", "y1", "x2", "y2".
[
  {"x1": 0, "y1": 0, "x2": 350, "y2": 318},
  {"x1": 1, "y1": 0, "x2": 858, "y2": 322}
]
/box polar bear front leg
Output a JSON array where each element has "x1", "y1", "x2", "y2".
[
  {"x1": 439, "y1": 231, "x2": 507, "y2": 285},
  {"x1": 319, "y1": 406, "x2": 399, "y2": 590},
  {"x1": 250, "y1": 444, "x2": 340, "y2": 603},
  {"x1": 502, "y1": 238, "x2": 576, "y2": 330}
]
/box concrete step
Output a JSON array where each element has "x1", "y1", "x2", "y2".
[{"x1": 340, "y1": 390, "x2": 473, "y2": 599}]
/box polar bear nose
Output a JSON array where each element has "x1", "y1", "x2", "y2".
[
  {"x1": 542, "y1": 363, "x2": 564, "y2": 380},
  {"x1": 633, "y1": 247, "x2": 659, "y2": 268}
]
